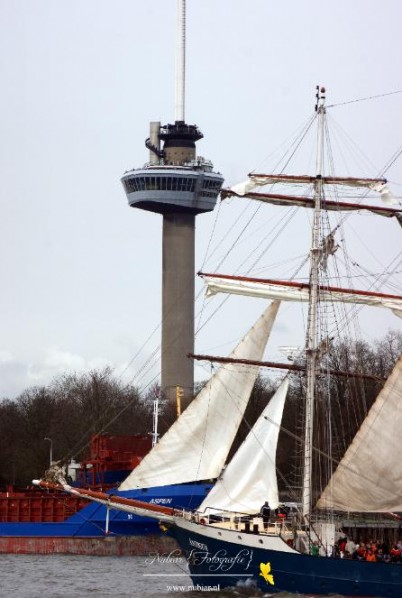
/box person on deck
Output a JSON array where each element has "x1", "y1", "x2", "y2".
[
  {"x1": 366, "y1": 549, "x2": 377, "y2": 562},
  {"x1": 356, "y1": 544, "x2": 366, "y2": 560},
  {"x1": 390, "y1": 544, "x2": 401, "y2": 562},
  {"x1": 260, "y1": 501, "x2": 271, "y2": 530},
  {"x1": 345, "y1": 538, "x2": 356, "y2": 556}
]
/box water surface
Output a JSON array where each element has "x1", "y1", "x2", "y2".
[{"x1": 0, "y1": 554, "x2": 347, "y2": 598}]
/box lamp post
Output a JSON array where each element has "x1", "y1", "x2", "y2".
[{"x1": 44, "y1": 437, "x2": 53, "y2": 468}]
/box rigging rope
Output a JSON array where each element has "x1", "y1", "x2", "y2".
[{"x1": 327, "y1": 89, "x2": 402, "y2": 109}]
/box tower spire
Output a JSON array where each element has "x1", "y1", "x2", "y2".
[{"x1": 175, "y1": 0, "x2": 186, "y2": 122}]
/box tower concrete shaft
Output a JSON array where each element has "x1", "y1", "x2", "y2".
[{"x1": 162, "y1": 213, "x2": 195, "y2": 402}]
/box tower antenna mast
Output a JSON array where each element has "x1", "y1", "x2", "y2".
[{"x1": 175, "y1": 0, "x2": 186, "y2": 122}]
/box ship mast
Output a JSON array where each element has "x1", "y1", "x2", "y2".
[
  {"x1": 194, "y1": 85, "x2": 400, "y2": 520},
  {"x1": 302, "y1": 86, "x2": 326, "y2": 518}
]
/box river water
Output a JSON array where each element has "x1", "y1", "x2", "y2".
[{"x1": 0, "y1": 554, "x2": 342, "y2": 598}]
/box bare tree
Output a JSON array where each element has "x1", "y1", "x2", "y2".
[{"x1": 0, "y1": 368, "x2": 153, "y2": 486}]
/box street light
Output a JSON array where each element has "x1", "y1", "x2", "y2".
[{"x1": 44, "y1": 437, "x2": 53, "y2": 468}]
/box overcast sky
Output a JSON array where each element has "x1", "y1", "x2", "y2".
[{"x1": 1, "y1": 0, "x2": 401, "y2": 398}]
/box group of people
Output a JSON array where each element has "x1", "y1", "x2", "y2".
[
  {"x1": 259, "y1": 501, "x2": 402, "y2": 565},
  {"x1": 259, "y1": 501, "x2": 288, "y2": 530},
  {"x1": 334, "y1": 537, "x2": 402, "y2": 563}
]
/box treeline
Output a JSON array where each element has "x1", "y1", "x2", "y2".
[
  {"x1": 0, "y1": 368, "x2": 153, "y2": 486},
  {"x1": 0, "y1": 331, "x2": 400, "y2": 489}
]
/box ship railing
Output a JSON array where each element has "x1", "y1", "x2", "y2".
[
  {"x1": 170, "y1": 506, "x2": 305, "y2": 539},
  {"x1": 186, "y1": 507, "x2": 298, "y2": 536},
  {"x1": 171, "y1": 507, "x2": 194, "y2": 521}
]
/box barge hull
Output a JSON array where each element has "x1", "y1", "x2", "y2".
[{"x1": 0, "y1": 534, "x2": 178, "y2": 556}]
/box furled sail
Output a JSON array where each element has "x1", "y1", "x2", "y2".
[
  {"x1": 222, "y1": 189, "x2": 402, "y2": 220},
  {"x1": 119, "y1": 301, "x2": 280, "y2": 490},
  {"x1": 198, "y1": 378, "x2": 289, "y2": 515},
  {"x1": 201, "y1": 274, "x2": 402, "y2": 319},
  {"x1": 317, "y1": 356, "x2": 402, "y2": 512},
  {"x1": 231, "y1": 174, "x2": 397, "y2": 205}
]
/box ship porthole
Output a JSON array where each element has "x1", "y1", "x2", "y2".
[
  {"x1": 238, "y1": 536, "x2": 242, "y2": 540},
  {"x1": 259, "y1": 539, "x2": 263, "y2": 544}
]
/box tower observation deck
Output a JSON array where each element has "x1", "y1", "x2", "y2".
[{"x1": 121, "y1": 120, "x2": 224, "y2": 403}]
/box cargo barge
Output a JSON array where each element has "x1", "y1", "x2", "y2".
[{"x1": 0, "y1": 434, "x2": 210, "y2": 554}]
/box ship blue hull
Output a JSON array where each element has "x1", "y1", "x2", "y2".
[
  {"x1": 173, "y1": 523, "x2": 402, "y2": 597},
  {"x1": 0, "y1": 484, "x2": 210, "y2": 538}
]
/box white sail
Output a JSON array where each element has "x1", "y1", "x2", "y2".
[
  {"x1": 317, "y1": 356, "x2": 402, "y2": 512},
  {"x1": 203, "y1": 276, "x2": 402, "y2": 318},
  {"x1": 198, "y1": 378, "x2": 289, "y2": 515},
  {"x1": 119, "y1": 301, "x2": 280, "y2": 490}
]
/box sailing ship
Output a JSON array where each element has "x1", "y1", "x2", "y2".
[{"x1": 34, "y1": 87, "x2": 402, "y2": 596}]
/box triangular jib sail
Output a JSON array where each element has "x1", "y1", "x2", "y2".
[
  {"x1": 199, "y1": 377, "x2": 289, "y2": 515},
  {"x1": 119, "y1": 300, "x2": 281, "y2": 490},
  {"x1": 317, "y1": 356, "x2": 402, "y2": 512}
]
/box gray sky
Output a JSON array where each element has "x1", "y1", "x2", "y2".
[{"x1": 1, "y1": 0, "x2": 401, "y2": 398}]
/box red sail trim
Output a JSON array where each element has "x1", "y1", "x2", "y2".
[
  {"x1": 248, "y1": 173, "x2": 387, "y2": 186},
  {"x1": 199, "y1": 272, "x2": 402, "y2": 302},
  {"x1": 221, "y1": 189, "x2": 401, "y2": 218},
  {"x1": 34, "y1": 480, "x2": 175, "y2": 517}
]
